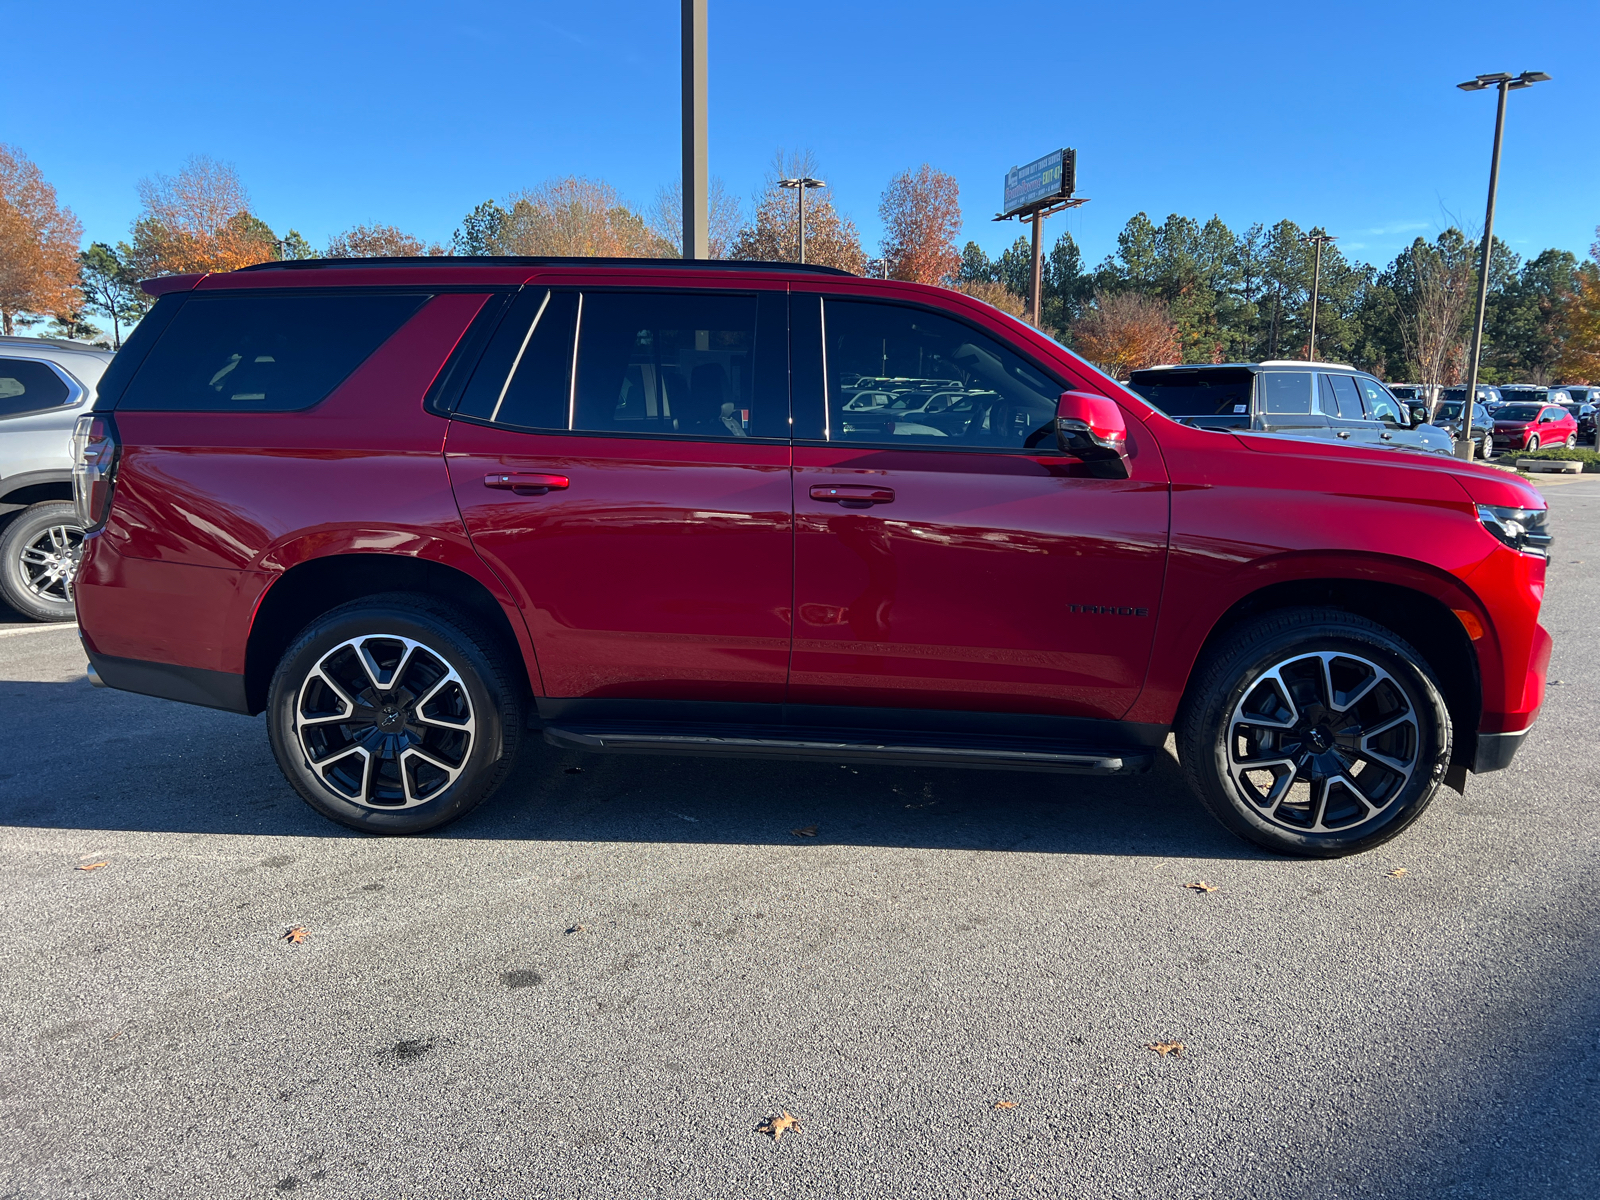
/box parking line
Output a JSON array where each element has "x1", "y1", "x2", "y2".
[{"x1": 0, "y1": 623, "x2": 79, "y2": 640}]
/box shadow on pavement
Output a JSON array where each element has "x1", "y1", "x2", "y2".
[{"x1": 0, "y1": 677, "x2": 1257, "y2": 861}]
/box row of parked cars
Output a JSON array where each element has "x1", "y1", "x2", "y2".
[{"x1": 1387, "y1": 382, "x2": 1597, "y2": 459}]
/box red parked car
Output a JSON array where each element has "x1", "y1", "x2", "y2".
[
  {"x1": 1491, "y1": 402, "x2": 1579, "y2": 453},
  {"x1": 71, "y1": 258, "x2": 1554, "y2": 857}
]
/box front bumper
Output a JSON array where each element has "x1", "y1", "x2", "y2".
[{"x1": 1472, "y1": 728, "x2": 1529, "y2": 773}]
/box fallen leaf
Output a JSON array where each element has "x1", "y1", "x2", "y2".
[
  {"x1": 1183, "y1": 881, "x2": 1217, "y2": 893},
  {"x1": 565, "y1": 924, "x2": 587, "y2": 935},
  {"x1": 992, "y1": 1100, "x2": 1019, "y2": 1110},
  {"x1": 76, "y1": 862, "x2": 108, "y2": 872},
  {"x1": 1146, "y1": 1041, "x2": 1184, "y2": 1057},
  {"x1": 1388, "y1": 868, "x2": 1407, "y2": 878},
  {"x1": 790, "y1": 826, "x2": 818, "y2": 837},
  {"x1": 756, "y1": 1110, "x2": 801, "y2": 1141},
  {"x1": 282, "y1": 926, "x2": 309, "y2": 944}
]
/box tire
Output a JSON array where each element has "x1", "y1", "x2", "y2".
[
  {"x1": 1176, "y1": 608, "x2": 1451, "y2": 858},
  {"x1": 266, "y1": 593, "x2": 524, "y2": 835},
  {"x1": 0, "y1": 501, "x2": 82, "y2": 622},
  {"x1": 1565, "y1": 433, "x2": 1576, "y2": 449},
  {"x1": 1526, "y1": 435, "x2": 1540, "y2": 452}
]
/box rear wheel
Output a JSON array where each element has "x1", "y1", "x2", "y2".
[
  {"x1": 0, "y1": 500, "x2": 82, "y2": 622},
  {"x1": 1565, "y1": 433, "x2": 1577, "y2": 449},
  {"x1": 1177, "y1": 608, "x2": 1451, "y2": 857},
  {"x1": 267, "y1": 594, "x2": 524, "y2": 834}
]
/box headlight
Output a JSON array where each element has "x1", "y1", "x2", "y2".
[{"x1": 1476, "y1": 504, "x2": 1552, "y2": 557}]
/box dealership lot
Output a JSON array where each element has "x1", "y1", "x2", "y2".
[{"x1": 1, "y1": 478, "x2": 1596, "y2": 1200}]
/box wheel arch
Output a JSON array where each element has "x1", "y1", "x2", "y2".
[
  {"x1": 0, "y1": 471, "x2": 74, "y2": 512},
  {"x1": 243, "y1": 553, "x2": 534, "y2": 716},
  {"x1": 1181, "y1": 577, "x2": 1482, "y2": 768}
]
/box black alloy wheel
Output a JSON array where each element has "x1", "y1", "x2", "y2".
[
  {"x1": 0, "y1": 501, "x2": 83, "y2": 622},
  {"x1": 267, "y1": 594, "x2": 524, "y2": 834},
  {"x1": 1178, "y1": 608, "x2": 1451, "y2": 857}
]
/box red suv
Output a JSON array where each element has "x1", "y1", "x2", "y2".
[
  {"x1": 1491, "y1": 402, "x2": 1579, "y2": 453},
  {"x1": 71, "y1": 258, "x2": 1554, "y2": 857}
]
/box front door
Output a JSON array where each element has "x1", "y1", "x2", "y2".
[
  {"x1": 788, "y1": 294, "x2": 1169, "y2": 721},
  {"x1": 446, "y1": 286, "x2": 793, "y2": 703}
]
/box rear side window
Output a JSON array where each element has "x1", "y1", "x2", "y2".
[
  {"x1": 118, "y1": 292, "x2": 428, "y2": 412},
  {"x1": 1258, "y1": 372, "x2": 1311, "y2": 414},
  {"x1": 0, "y1": 358, "x2": 71, "y2": 418}
]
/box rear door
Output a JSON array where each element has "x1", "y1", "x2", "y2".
[
  {"x1": 787, "y1": 293, "x2": 1169, "y2": 721},
  {"x1": 445, "y1": 285, "x2": 794, "y2": 704}
]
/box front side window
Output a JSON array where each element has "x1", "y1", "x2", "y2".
[
  {"x1": 1358, "y1": 377, "x2": 1407, "y2": 427},
  {"x1": 118, "y1": 293, "x2": 429, "y2": 412},
  {"x1": 821, "y1": 299, "x2": 1060, "y2": 448},
  {"x1": 0, "y1": 357, "x2": 71, "y2": 418}
]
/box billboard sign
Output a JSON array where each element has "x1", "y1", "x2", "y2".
[{"x1": 1001, "y1": 149, "x2": 1076, "y2": 218}]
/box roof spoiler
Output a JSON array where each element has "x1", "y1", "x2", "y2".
[{"x1": 140, "y1": 273, "x2": 208, "y2": 297}]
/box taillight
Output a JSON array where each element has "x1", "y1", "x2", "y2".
[{"x1": 71, "y1": 413, "x2": 120, "y2": 530}]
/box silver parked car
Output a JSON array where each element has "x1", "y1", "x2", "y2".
[{"x1": 0, "y1": 336, "x2": 115, "y2": 621}]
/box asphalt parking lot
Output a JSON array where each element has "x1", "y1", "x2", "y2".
[{"x1": 1, "y1": 477, "x2": 1597, "y2": 1200}]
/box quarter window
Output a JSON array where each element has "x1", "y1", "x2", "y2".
[
  {"x1": 820, "y1": 299, "x2": 1060, "y2": 448},
  {"x1": 118, "y1": 293, "x2": 429, "y2": 412},
  {"x1": 0, "y1": 358, "x2": 71, "y2": 418},
  {"x1": 1259, "y1": 372, "x2": 1312, "y2": 414}
]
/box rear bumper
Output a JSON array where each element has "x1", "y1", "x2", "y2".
[
  {"x1": 1472, "y1": 727, "x2": 1529, "y2": 774},
  {"x1": 84, "y1": 644, "x2": 250, "y2": 714}
]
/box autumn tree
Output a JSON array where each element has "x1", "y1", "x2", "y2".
[
  {"x1": 326, "y1": 223, "x2": 444, "y2": 258},
  {"x1": 948, "y1": 280, "x2": 1027, "y2": 320},
  {"x1": 730, "y1": 151, "x2": 866, "y2": 274},
  {"x1": 123, "y1": 156, "x2": 279, "y2": 281},
  {"x1": 1555, "y1": 227, "x2": 1600, "y2": 382},
  {"x1": 0, "y1": 145, "x2": 84, "y2": 335},
  {"x1": 648, "y1": 179, "x2": 743, "y2": 259},
  {"x1": 1070, "y1": 291, "x2": 1180, "y2": 378},
  {"x1": 488, "y1": 177, "x2": 669, "y2": 257},
  {"x1": 879, "y1": 164, "x2": 961, "y2": 285}
]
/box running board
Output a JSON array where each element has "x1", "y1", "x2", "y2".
[{"x1": 542, "y1": 723, "x2": 1151, "y2": 775}]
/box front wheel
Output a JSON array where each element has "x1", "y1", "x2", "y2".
[
  {"x1": 1526, "y1": 435, "x2": 1540, "y2": 452},
  {"x1": 0, "y1": 500, "x2": 83, "y2": 622},
  {"x1": 267, "y1": 594, "x2": 524, "y2": 834},
  {"x1": 1177, "y1": 608, "x2": 1451, "y2": 857}
]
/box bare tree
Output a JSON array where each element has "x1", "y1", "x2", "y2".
[
  {"x1": 0, "y1": 144, "x2": 84, "y2": 335},
  {"x1": 879, "y1": 164, "x2": 962, "y2": 285},
  {"x1": 124, "y1": 155, "x2": 278, "y2": 280},
  {"x1": 1394, "y1": 231, "x2": 1477, "y2": 409},
  {"x1": 1071, "y1": 291, "x2": 1180, "y2": 378},
  {"x1": 729, "y1": 150, "x2": 866, "y2": 274},
  {"x1": 326, "y1": 223, "x2": 445, "y2": 258},
  {"x1": 493, "y1": 177, "x2": 670, "y2": 258},
  {"x1": 648, "y1": 179, "x2": 742, "y2": 259}
]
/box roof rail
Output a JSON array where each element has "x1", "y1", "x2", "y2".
[{"x1": 235, "y1": 255, "x2": 856, "y2": 277}]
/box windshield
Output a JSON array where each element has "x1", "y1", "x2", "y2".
[
  {"x1": 1126, "y1": 368, "x2": 1254, "y2": 416},
  {"x1": 1496, "y1": 404, "x2": 1542, "y2": 421}
]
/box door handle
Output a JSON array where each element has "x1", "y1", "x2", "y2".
[
  {"x1": 484, "y1": 472, "x2": 569, "y2": 495},
  {"x1": 1380, "y1": 432, "x2": 1394, "y2": 441},
  {"x1": 1335, "y1": 431, "x2": 1352, "y2": 439},
  {"x1": 809, "y1": 484, "x2": 894, "y2": 509}
]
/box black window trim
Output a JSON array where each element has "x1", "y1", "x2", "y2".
[
  {"x1": 444, "y1": 283, "x2": 793, "y2": 445},
  {"x1": 797, "y1": 292, "x2": 1072, "y2": 455}
]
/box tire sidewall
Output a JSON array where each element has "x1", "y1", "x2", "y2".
[
  {"x1": 1193, "y1": 622, "x2": 1451, "y2": 857},
  {"x1": 0, "y1": 501, "x2": 81, "y2": 622},
  {"x1": 267, "y1": 602, "x2": 512, "y2": 835}
]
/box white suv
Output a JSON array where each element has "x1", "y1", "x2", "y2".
[{"x1": 0, "y1": 336, "x2": 115, "y2": 621}]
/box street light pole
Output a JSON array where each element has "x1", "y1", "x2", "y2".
[
  {"x1": 680, "y1": 0, "x2": 708, "y2": 260},
  {"x1": 1455, "y1": 69, "x2": 1550, "y2": 460},
  {"x1": 1302, "y1": 230, "x2": 1336, "y2": 362},
  {"x1": 778, "y1": 177, "x2": 825, "y2": 264}
]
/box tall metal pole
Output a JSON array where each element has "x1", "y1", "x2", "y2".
[
  {"x1": 798, "y1": 185, "x2": 807, "y2": 265},
  {"x1": 680, "y1": 0, "x2": 708, "y2": 260},
  {"x1": 1308, "y1": 239, "x2": 1323, "y2": 361},
  {"x1": 1459, "y1": 81, "x2": 1509, "y2": 461},
  {"x1": 1028, "y1": 210, "x2": 1044, "y2": 326}
]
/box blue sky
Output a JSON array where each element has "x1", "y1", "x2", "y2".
[{"x1": 3, "y1": 0, "x2": 1596, "y2": 276}]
